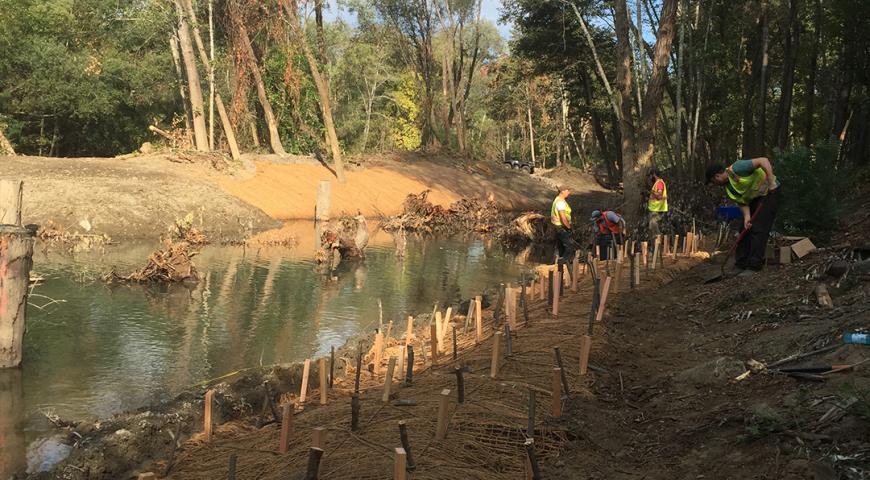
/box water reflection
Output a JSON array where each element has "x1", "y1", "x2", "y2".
[{"x1": 2, "y1": 227, "x2": 535, "y2": 477}]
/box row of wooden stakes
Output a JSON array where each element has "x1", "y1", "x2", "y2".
[{"x1": 176, "y1": 247, "x2": 654, "y2": 480}]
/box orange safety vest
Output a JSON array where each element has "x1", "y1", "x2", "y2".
[{"x1": 596, "y1": 211, "x2": 621, "y2": 235}]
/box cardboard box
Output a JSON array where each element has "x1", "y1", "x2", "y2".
[{"x1": 768, "y1": 237, "x2": 816, "y2": 264}]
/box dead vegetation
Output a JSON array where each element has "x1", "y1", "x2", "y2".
[
  {"x1": 101, "y1": 240, "x2": 200, "y2": 283},
  {"x1": 381, "y1": 190, "x2": 501, "y2": 234},
  {"x1": 36, "y1": 220, "x2": 111, "y2": 252}
]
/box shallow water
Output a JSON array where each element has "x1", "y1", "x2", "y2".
[{"x1": 0, "y1": 224, "x2": 540, "y2": 476}]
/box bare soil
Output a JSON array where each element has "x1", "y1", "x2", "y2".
[{"x1": 1, "y1": 152, "x2": 613, "y2": 242}]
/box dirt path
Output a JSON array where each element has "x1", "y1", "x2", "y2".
[{"x1": 554, "y1": 253, "x2": 870, "y2": 479}]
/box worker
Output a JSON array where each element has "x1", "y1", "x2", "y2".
[
  {"x1": 591, "y1": 209, "x2": 626, "y2": 260},
  {"x1": 647, "y1": 168, "x2": 668, "y2": 238},
  {"x1": 550, "y1": 186, "x2": 577, "y2": 279},
  {"x1": 705, "y1": 157, "x2": 782, "y2": 275}
]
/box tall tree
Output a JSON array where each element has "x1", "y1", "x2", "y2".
[
  {"x1": 774, "y1": 0, "x2": 800, "y2": 150},
  {"x1": 614, "y1": 0, "x2": 680, "y2": 223},
  {"x1": 282, "y1": 0, "x2": 346, "y2": 182},
  {"x1": 173, "y1": 0, "x2": 209, "y2": 151}
]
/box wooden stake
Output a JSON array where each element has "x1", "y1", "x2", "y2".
[
  {"x1": 444, "y1": 307, "x2": 453, "y2": 337},
  {"x1": 642, "y1": 241, "x2": 649, "y2": 267},
  {"x1": 595, "y1": 277, "x2": 612, "y2": 322},
  {"x1": 554, "y1": 347, "x2": 570, "y2": 396},
  {"x1": 490, "y1": 331, "x2": 502, "y2": 378},
  {"x1": 303, "y1": 447, "x2": 324, "y2": 480},
  {"x1": 475, "y1": 296, "x2": 483, "y2": 343},
  {"x1": 405, "y1": 345, "x2": 414, "y2": 385},
  {"x1": 521, "y1": 282, "x2": 530, "y2": 325},
  {"x1": 227, "y1": 454, "x2": 237, "y2": 480},
  {"x1": 672, "y1": 235, "x2": 680, "y2": 258},
  {"x1": 454, "y1": 365, "x2": 465, "y2": 404},
  {"x1": 319, "y1": 358, "x2": 328, "y2": 405},
  {"x1": 279, "y1": 403, "x2": 293, "y2": 453},
  {"x1": 398, "y1": 421, "x2": 416, "y2": 471},
  {"x1": 329, "y1": 346, "x2": 335, "y2": 389},
  {"x1": 405, "y1": 316, "x2": 414, "y2": 345},
  {"x1": 353, "y1": 349, "x2": 362, "y2": 394},
  {"x1": 464, "y1": 298, "x2": 474, "y2": 333},
  {"x1": 435, "y1": 389, "x2": 451, "y2": 440},
  {"x1": 429, "y1": 323, "x2": 439, "y2": 364},
  {"x1": 204, "y1": 389, "x2": 214, "y2": 442},
  {"x1": 350, "y1": 394, "x2": 360, "y2": 431},
  {"x1": 312, "y1": 427, "x2": 327, "y2": 450},
  {"x1": 385, "y1": 320, "x2": 394, "y2": 343},
  {"x1": 382, "y1": 356, "x2": 397, "y2": 402},
  {"x1": 552, "y1": 271, "x2": 560, "y2": 316},
  {"x1": 662, "y1": 235, "x2": 669, "y2": 264},
  {"x1": 551, "y1": 368, "x2": 562, "y2": 418},
  {"x1": 300, "y1": 359, "x2": 311, "y2": 403},
  {"x1": 547, "y1": 271, "x2": 554, "y2": 307},
  {"x1": 525, "y1": 439, "x2": 542, "y2": 480},
  {"x1": 452, "y1": 325, "x2": 458, "y2": 360},
  {"x1": 651, "y1": 236, "x2": 661, "y2": 270},
  {"x1": 434, "y1": 311, "x2": 443, "y2": 351},
  {"x1": 571, "y1": 255, "x2": 579, "y2": 292},
  {"x1": 373, "y1": 332, "x2": 384, "y2": 375},
  {"x1": 579, "y1": 335, "x2": 592, "y2": 375},
  {"x1": 527, "y1": 389, "x2": 536, "y2": 438},
  {"x1": 394, "y1": 448, "x2": 407, "y2": 480},
  {"x1": 632, "y1": 253, "x2": 641, "y2": 287},
  {"x1": 397, "y1": 345, "x2": 405, "y2": 381},
  {"x1": 539, "y1": 274, "x2": 546, "y2": 301}
]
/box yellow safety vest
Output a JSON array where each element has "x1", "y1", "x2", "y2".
[
  {"x1": 726, "y1": 168, "x2": 768, "y2": 205},
  {"x1": 551, "y1": 196, "x2": 572, "y2": 226},
  {"x1": 648, "y1": 179, "x2": 668, "y2": 212}
]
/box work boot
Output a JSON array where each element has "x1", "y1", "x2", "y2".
[{"x1": 737, "y1": 269, "x2": 758, "y2": 277}]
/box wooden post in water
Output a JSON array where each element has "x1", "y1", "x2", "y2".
[
  {"x1": 0, "y1": 180, "x2": 33, "y2": 369},
  {"x1": 315, "y1": 180, "x2": 331, "y2": 222}
]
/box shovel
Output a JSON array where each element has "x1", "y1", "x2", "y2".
[{"x1": 704, "y1": 202, "x2": 764, "y2": 284}]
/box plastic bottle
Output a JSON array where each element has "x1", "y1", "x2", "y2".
[{"x1": 843, "y1": 333, "x2": 870, "y2": 345}]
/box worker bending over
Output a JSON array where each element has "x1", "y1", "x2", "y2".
[
  {"x1": 551, "y1": 186, "x2": 577, "y2": 280},
  {"x1": 591, "y1": 209, "x2": 626, "y2": 260},
  {"x1": 706, "y1": 157, "x2": 782, "y2": 274},
  {"x1": 647, "y1": 168, "x2": 668, "y2": 238}
]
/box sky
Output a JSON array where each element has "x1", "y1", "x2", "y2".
[{"x1": 325, "y1": 0, "x2": 514, "y2": 40}]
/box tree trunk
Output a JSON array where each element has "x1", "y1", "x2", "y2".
[
  {"x1": 0, "y1": 127, "x2": 14, "y2": 155},
  {"x1": 756, "y1": 0, "x2": 769, "y2": 152},
  {"x1": 173, "y1": 0, "x2": 208, "y2": 152},
  {"x1": 617, "y1": 0, "x2": 679, "y2": 224},
  {"x1": 803, "y1": 0, "x2": 821, "y2": 147},
  {"x1": 169, "y1": 35, "x2": 194, "y2": 147},
  {"x1": 184, "y1": 0, "x2": 240, "y2": 158},
  {"x1": 282, "y1": 1, "x2": 346, "y2": 182},
  {"x1": 314, "y1": 0, "x2": 328, "y2": 67},
  {"x1": 231, "y1": 11, "x2": 287, "y2": 156},
  {"x1": 674, "y1": 0, "x2": 685, "y2": 171},
  {"x1": 526, "y1": 98, "x2": 536, "y2": 169},
  {"x1": 775, "y1": 0, "x2": 800, "y2": 150}
]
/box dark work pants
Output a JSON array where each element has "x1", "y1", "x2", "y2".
[
  {"x1": 736, "y1": 186, "x2": 783, "y2": 270},
  {"x1": 555, "y1": 228, "x2": 577, "y2": 281},
  {"x1": 595, "y1": 234, "x2": 614, "y2": 260}
]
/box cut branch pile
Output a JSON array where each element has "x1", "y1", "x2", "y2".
[
  {"x1": 102, "y1": 240, "x2": 199, "y2": 283},
  {"x1": 381, "y1": 190, "x2": 502, "y2": 234}
]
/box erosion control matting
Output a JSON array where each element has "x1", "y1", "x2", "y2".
[{"x1": 162, "y1": 256, "x2": 705, "y2": 479}]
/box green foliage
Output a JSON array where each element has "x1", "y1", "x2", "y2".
[
  {"x1": 389, "y1": 72, "x2": 422, "y2": 150},
  {"x1": 773, "y1": 140, "x2": 846, "y2": 240},
  {"x1": 0, "y1": 0, "x2": 177, "y2": 156}
]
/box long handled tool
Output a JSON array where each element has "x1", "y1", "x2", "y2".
[{"x1": 704, "y1": 202, "x2": 764, "y2": 284}]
